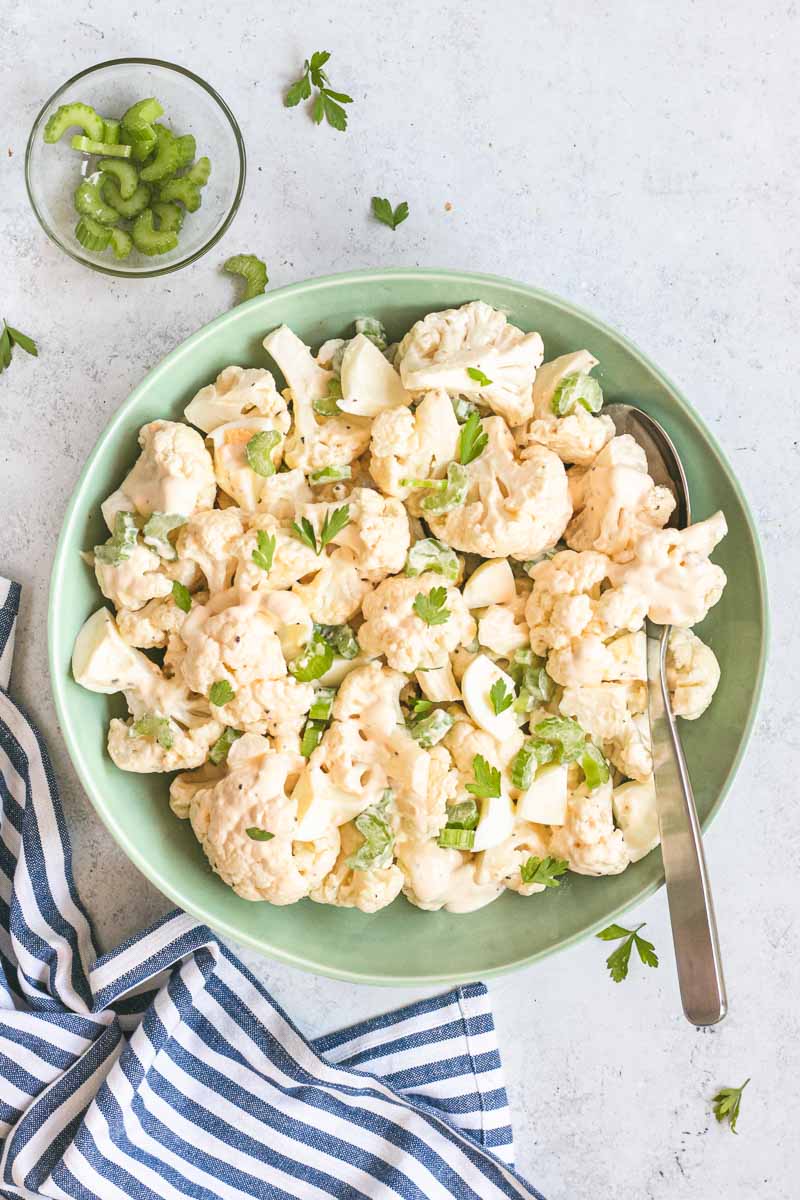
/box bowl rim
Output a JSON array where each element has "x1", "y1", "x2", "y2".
[
  {"x1": 25, "y1": 56, "x2": 246, "y2": 279},
  {"x1": 47, "y1": 267, "x2": 770, "y2": 984}
]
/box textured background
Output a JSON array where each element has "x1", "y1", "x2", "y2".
[{"x1": 1, "y1": 2, "x2": 797, "y2": 1195}]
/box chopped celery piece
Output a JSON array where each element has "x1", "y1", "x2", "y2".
[
  {"x1": 94, "y1": 511, "x2": 138, "y2": 565},
  {"x1": 443, "y1": 799, "x2": 479, "y2": 830},
  {"x1": 71, "y1": 136, "x2": 132, "y2": 158},
  {"x1": 551, "y1": 372, "x2": 604, "y2": 416},
  {"x1": 405, "y1": 538, "x2": 460, "y2": 581},
  {"x1": 102, "y1": 118, "x2": 121, "y2": 145},
  {"x1": 174, "y1": 134, "x2": 197, "y2": 168},
  {"x1": 289, "y1": 633, "x2": 334, "y2": 682},
  {"x1": 126, "y1": 125, "x2": 157, "y2": 161},
  {"x1": 312, "y1": 380, "x2": 342, "y2": 416},
  {"x1": 186, "y1": 156, "x2": 211, "y2": 186},
  {"x1": 420, "y1": 461, "x2": 468, "y2": 515},
  {"x1": 140, "y1": 125, "x2": 182, "y2": 182},
  {"x1": 97, "y1": 158, "x2": 139, "y2": 199},
  {"x1": 532, "y1": 716, "x2": 588, "y2": 763},
  {"x1": 109, "y1": 228, "x2": 133, "y2": 260},
  {"x1": 74, "y1": 176, "x2": 119, "y2": 225},
  {"x1": 409, "y1": 707, "x2": 454, "y2": 748},
  {"x1": 121, "y1": 98, "x2": 164, "y2": 129},
  {"x1": 581, "y1": 742, "x2": 610, "y2": 790},
  {"x1": 75, "y1": 215, "x2": 112, "y2": 252},
  {"x1": 438, "y1": 826, "x2": 475, "y2": 850},
  {"x1": 209, "y1": 726, "x2": 243, "y2": 765},
  {"x1": 245, "y1": 430, "x2": 281, "y2": 477},
  {"x1": 301, "y1": 719, "x2": 326, "y2": 758},
  {"x1": 103, "y1": 178, "x2": 151, "y2": 218},
  {"x1": 309, "y1": 464, "x2": 351, "y2": 485},
  {"x1": 142, "y1": 512, "x2": 186, "y2": 559},
  {"x1": 158, "y1": 176, "x2": 201, "y2": 211},
  {"x1": 309, "y1": 687, "x2": 336, "y2": 722},
  {"x1": 132, "y1": 208, "x2": 178, "y2": 256},
  {"x1": 510, "y1": 739, "x2": 555, "y2": 790},
  {"x1": 129, "y1": 714, "x2": 173, "y2": 749},
  {"x1": 346, "y1": 792, "x2": 395, "y2": 871},
  {"x1": 43, "y1": 102, "x2": 104, "y2": 144},
  {"x1": 317, "y1": 623, "x2": 359, "y2": 660},
  {"x1": 223, "y1": 254, "x2": 268, "y2": 303},
  {"x1": 354, "y1": 316, "x2": 387, "y2": 350},
  {"x1": 152, "y1": 201, "x2": 184, "y2": 233}
]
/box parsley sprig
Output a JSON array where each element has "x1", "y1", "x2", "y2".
[
  {"x1": 252, "y1": 530, "x2": 276, "y2": 573},
  {"x1": 490, "y1": 678, "x2": 513, "y2": 716},
  {"x1": 458, "y1": 410, "x2": 488, "y2": 465},
  {"x1": 284, "y1": 51, "x2": 352, "y2": 131},
  {"x1": 413, "y1": 586, "x2": 450, "y2": 627},
  {"x1": 466, "y1": 366, "x2": 493, "y2": 387},
  {"x1": 292, "y1": 505, "x2": 350, "y2": 554},
  {"x1": 712, "y1": 1079, "x2": 749, "y2": 1134},
  {"x1": 519, "y1": 855, "x2": 569, "y2": 888},
  {"x1": 0, "y1": 320, "x2": 37, "y2": 376},
  {"x1": 465, "y1": 754, "x2": 501, "y2": 800},
  {"x1": 597, "y1": 922, "x2": 659, "y2": 983},
  {"x1": 371, "y1": 196, "x2": 409, "y2": 231}
]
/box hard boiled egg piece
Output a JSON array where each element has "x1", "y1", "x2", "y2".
[
  {"x1": 472, "y1": 790, "x2": 515, "y2": 852},
  {"x1": 612, "y1": 776, "x2": 659, "y2": 862},
  {"x1": 461, "y1": 653, "x2": 518, "y2": 740},
  {"x1": 72, "y1": 608, "x2": 157, "y2": 695},
  {"x1": 338, "y1": 334, "x2": 411, "y2": 417},
  {"x1": 293, "y1": 766, "x2": 368, "y2": 841},
  {"x1": 462, "y1": 559, "x2": 516, "y2": 609},
  {"x1": 517, "y1": 762, "x2": 569, "y2": 825}
]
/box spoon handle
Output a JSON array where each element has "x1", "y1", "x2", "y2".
[{"x1": 646, "y1": 625, "x2": 727, "y2": 1025}]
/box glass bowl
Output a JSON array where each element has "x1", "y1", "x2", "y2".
[{"x1": 25, "y1": 58, "x2": 246, "y2": 278}]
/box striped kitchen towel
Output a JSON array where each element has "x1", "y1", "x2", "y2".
[{"x1": 0, "y1": 577, "x2": 544, "y2": 1200}]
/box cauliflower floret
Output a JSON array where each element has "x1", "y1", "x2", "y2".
[
  {"x1": 666, "y1": 627, "x2": 721, "y2": 720},
  {"x1": 332, "y1": 662, "x2": 407, "y2": 735},
  {"x1": 475, "y1": 820, "x2": 551, "y2": 896},
  {"x1": 477, "y1": 585, "x2": 531, "y2": 657},
  {"x1": 292, "y1": 548, "x2": 371, "y2": 624},
  {"x1": 358, "y1": 572, "x2": 476, "y2": 672},
  {"x1": 184, "y1": 366, "x2": 289, "y2": 434},
  {"x1": 548, "y1": 779, "x2": 631, "y2": 876},
  {"x1": 301, "y1": 488, "x2": 410, "y2": 583},
  {"x1": 189, "y1": 738, "x2": 335, "y2": 904},
  {"x1": 102, "y1": 420, "x2": 216, "y2": 529},
  {"x1": 209, "y1": 417, "x2": 287, "y2": 509},
  {"x1": 233, "y1": 515, "x2": 321, "y2": 593},
  {"x1": 444, "y1": 713, "x2": 524, "y2": 779},
  {"x1": 253, "y1": 677, "x2": 315, "y2": 740},
  {"x1": 396, "y1": 301, "x2": 544, "y2": 426},
  {"x1": 397, "y1": 837, "x2": 503, "y2": 913},
  {"x1": 559, "y1": 682, "x2": 652, "y2": 782},
  {"x1": 607, "y1": 512, "x2": 728, "y2": 627},
  {"x1": 117, "y1": 588, "x2": 200, "y2": 649},
  {"x1": 369, "y1": 390, "x2": 460, "y2": 499},
  {"x1": 310, "y1": 719, "x2": 389, "y2": 804},
  {"x1": 108, "y1": 713, "x2": 222, "y2": 773},
  {"x1": 176, "y1": 509, "x2": 245, "y2": 594},
  {"x1": 310, "y1": 822, "x2": 404, "y2": 913},
  {"x1": 428, "y1": 417, "x2": 571, "y2": 560},
  {"x1": 169, "y1": 762, "x2": 225, "y2": 819},
  {"x1": 250, "y1": 468, "x2": 313, "y2": 521},
  {"x1": 94, "y1": 542, "x2": 172, "y2": 612},
  {"x1": 262, "y1": 325, "x2": 371, "y2": 472},
  {"x1": 565, "y1": 436, "x2": 675, "y2": 561},
  {"x1": 521, "y1": 349, "x2": 615, "y2": 466}
]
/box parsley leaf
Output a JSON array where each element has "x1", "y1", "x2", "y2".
[
  {"x1": 0, "y1": 319, "x2": 38, "y2": 376},
  {"x1": 466, "y1": 754, "x2": 501, "y2": 800},
  {"x1": 490, "y1": 678, "x2": 513, "y2": 716},
  {"x1": 458, "y1": 410, "x2": 488, "y2": 465},
  {"x1": 466, "y1": 366, "x2": 492, "y2": 387},
  {"x1": 284, "y1": 51, "x2": 352, "y2": 131},
  {"x1": 371, "y1": 196, "x2": 410, "y2": 231},
  {"x1": 130, "y1": 714, "x2": 173, "y2": 750},
  {"x1": 252, "y1": 529, "x2": 276, "y2": 573},
  {"x1": 209, "y1": 680, "x2": 235, "y2": 707},
  {"x1": 519, "y1": 855, "x2": 569, "y2": 888},
  {"x1": 712, "y1": 1079, "x2": 750, "y2": 1134},
  {"x1": 209, "y1": 726, "x2": 243, "y2": 765},
  {"x1": 291, "y1": 516, "x2": 319, "y2": 554},
  {"x1": 171, "y1": 580, "x2": 192, "y2": 613},
  {"x1": 597, "y1": 922, "x2": 659, "y2": 983},
  {"x1": 245, "y1": 827, "x2": 275, "y2": 841},
  {"x1": 320, "y1": 504, "x2": 350, "y2": 549},
  {"x1": 413, "y1": 586, "x2": 450, "y2": 626}
]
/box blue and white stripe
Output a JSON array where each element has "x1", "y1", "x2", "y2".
[{"x1": 0, "y1": 577, "x2": 543, "y2": 1199}]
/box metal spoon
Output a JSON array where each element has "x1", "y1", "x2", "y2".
[{"x1": 605, "y1": 403, "x2": 727, "y2": 1026}]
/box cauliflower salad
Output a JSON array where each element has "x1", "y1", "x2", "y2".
[{"x1": 72, "y1": 301, "x2": 727, "y2": 915}]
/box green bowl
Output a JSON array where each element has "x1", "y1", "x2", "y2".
[{"x1": 48, "y1": 269, "x2": 768, "y2": 984}]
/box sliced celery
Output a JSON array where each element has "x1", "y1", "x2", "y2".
[
  {"x1": 74, "y1": 176, "x2": 119, "y2": 225},
  {"x1": 151, "y1": 201, "x2": 184, "y2": 233},
  {"x1": 109, "y1": 228, "x2": 133, "y2": 260},
  {"x1": 223, "y1": 254, "x2": 268, "y2": 303},
  {"x1": 103, "y1": 178, "x2": 151, "y2": 219},
  {"x1": 97, "y1": 158, "x2": 139, "y2": 199},
  {"x1": 140, "y1": 125, "x2": 182, "y2": 182},
  {"x1": 71, "y1": 136, "x2": 132, "y2": 158},
  {"x1": 132, "y1": 209, "x2": 178, "y2": 256},
  {"x1": 157, "y1": 176, "x2": 202, "y2": 211},
  {"x1": 186, "y1": 156, "x2": 211, "y2": 186},
  {"x1": 43, "y1": 102, "x2": 104, "y2": 144},
  {"x1": 75, "y1": 216, "x2": 112, "y2": 252}
]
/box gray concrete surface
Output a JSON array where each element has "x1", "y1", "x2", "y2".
[{"x1": 2, "y1": 2, "x2": 797, "y2": 1195}]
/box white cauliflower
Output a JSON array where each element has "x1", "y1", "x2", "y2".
[
  {"x1": 262, "y1": 325, "x2": 371, "y2": 472},
  {"x1": 332, "y1": 662, "x2": 407, "y2": 735},
  {"x1": 477, "y1": 585, "x2": 531, "y2": 658},
  {"x1": 209, "y1": 417, "x2": 287, "y2": 509},
  {"x1": 396, "y1": 301, "x2": 544, "y2": 426},
  {"x1": 559, "y1": 682, "x2": 652, "y2": 782},
  {"x1": 249, "y1": 468, "x2": 312, "y2": 521},
  {"x1": 108, "y1": 712, "x2": 221, "y2": 773},
  {"x1": 310, "y1": 822, "x2": 404, "y2": 913},
  {"x1": 522, "y1": 349, "x2": 615, "y2": 466},
  {"x1": 358, "y1": 572, "x2": 476, "y2": 672},
  {"x1": 117, "y1": 588, "x2": 198, "y2": 649},
  {"x1": 565, "y1": 436, "x2": 675, "y2": 561},
  {"x1": 94, "y1": 542, "x2": 172, "y2": 612},
  {"x1": 428, "y1": 417, "x2": 571, "y2": 560},
  {"x1": 309, "y1": 719, "x2": 389, "y2": 805},
  {"x1": 666, "y1": 627, "x2": 721, "y2": 720},
  {"x1": 301, "y1": 488, "x2": 410, "y2": 583},
  {"x1": 189, "y1": 737, "x2": 336, "y2": 904},
  {"x1": 548, "y1": 778, "x2": 631, "y2": 876},
  {"x1": 292, "y1": 548, "x2": 371, "y2": 625},
  {"x1": 102, "y1": 420, "x2": 216, "y2": 528},
  {"x1": 475, "y1": 820, "x2": 551, "y2": 896},
  {"x1": 444, "y1": 713, "x2": 524, "y2": 779},
  {"x1": 233, "y1": 515, "x2": 320, "y2": 593},
  {"x1": 369, "y1": 389, "x2": 460, "y2": 499},
  {"x1": 176, "y1": 508, "x2": 245, "y2": 594},
  {"x1": 169, "y1": 763, "x2": 225, "y2": 819},
  {"x1": 397, "y1": 837, "x2": 503, "y2": 913},
  {"x1": 184, "y1": 365, "x2": 289, "y2": 434},
  {"x1": 607, "y1": 512, "x2": 728, "y2": 627}
]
